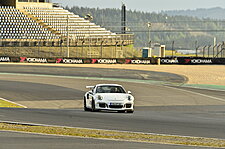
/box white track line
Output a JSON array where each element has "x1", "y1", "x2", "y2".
[
  {"x1": 164, "y1": 86, "x2": 225, "y2": 103},
  {"x1": 0, "y1": 97, "x2": 27, "y2": 108}
]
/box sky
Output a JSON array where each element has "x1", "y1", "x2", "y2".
[{"x1": 53, "y1": 0, "x2": 225, "y2": 12}]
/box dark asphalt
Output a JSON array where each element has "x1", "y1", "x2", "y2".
[
  {"x1": 0, "y1": 64, "x2": 225, "y2": 148},
  {"x1": 0, "y1": 80, "x2": 84, "y2": 101},
  {"x1": 0, "y1": 131, "x2": 209, "y2": 149},
  {"x1": 0, "y1": 64, "x2": 186, "y2": 84},
  {"x1": 1, "y1": 78, "x2": 224, "y2": 107},
  {"x1": 171, "y1": 86, "x2": 225, "y2": 100},
  {"x1": 1, "y1": 106, "x2": 225, "y2": 139}
]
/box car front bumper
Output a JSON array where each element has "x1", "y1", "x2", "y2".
[{"x1": 95, "y1": 101, "x2": 134, "y2": 111}]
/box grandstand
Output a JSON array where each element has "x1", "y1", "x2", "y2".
[{"x1": 0, "y1": 0, "x2": 134, "y2": 58}]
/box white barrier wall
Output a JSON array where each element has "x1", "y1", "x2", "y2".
[
  {"x1": 161, "y1": 45, "x2": 166, "y2": 57},
  {"x1": 151, "y1": 44, "x2": 166, "y2": 57},
  {"x1": 152, "y1": 44, "x2": 161, "y2": 57}
]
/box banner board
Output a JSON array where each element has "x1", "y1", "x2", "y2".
[
  {"x1": 1, "y1": 56, "x2": 225, "y2": 65},
  {"x1": 20, "y1": 57, "x2": 48, "y2": 63},
  {"x1": 56, "y1": 58, "x2": 84, "y2": 64},
  {"x1": 0, "y1": 57, "x2": 10, "y2": 62},
  {"x1": 161, "y1": 57, "x2": 225, "y2": 64}
]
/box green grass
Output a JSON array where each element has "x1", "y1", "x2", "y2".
[
  {"x1": 1, "y1": 122, "x2": 225, "y2": 148},
  {"x1": 182, "y1": 84, "x2": 225, "y2": 91},
  {"x1": 165, "y1": 50, "x2": 196, "y2": 57},
  {"x1": 0, "y1": 99, "x2": 23, "y2": 108}
]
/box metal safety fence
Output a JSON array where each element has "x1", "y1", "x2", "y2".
[{"x1": 0, "y1": 34, "x2": 135, "y2": 58}]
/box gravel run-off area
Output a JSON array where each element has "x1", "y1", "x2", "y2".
[{"x1": 54, "y1": 64, "x2": 225, "y2": 86}]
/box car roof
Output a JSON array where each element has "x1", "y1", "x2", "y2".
[{"x1": 96, "y1": 84, "x2": 122, "y2": 87}]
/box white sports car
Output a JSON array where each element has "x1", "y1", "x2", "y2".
[{"x1": 84, "y1": 84, "x2": 134, "y2": 113}]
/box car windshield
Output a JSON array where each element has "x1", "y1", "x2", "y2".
[{"x1": 96, "y1": 86, "x2": 126, "y2": 93}]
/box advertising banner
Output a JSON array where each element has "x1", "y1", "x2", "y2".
[
  {"x1": 2, "y1": 56, "x2": 225, "y2": 65},
  {"x1": 160, "y1": 58, "x2": 179, "y2": 64},
  {"x1": 91, "y1": 59, "x2": 117, "y2": 64},
  {"x1": 20, "y1": 57, "x2": 48, "y2": 63},
  {"x1": 212, "y1": 58, "x2": 225, "y2": 64},
  {"x1": 161, "y1": 57, "x2": 225, "y2": 64},
  {"x1": 125, "y1": 59, "x2": 152, "y2": 64},
  {"x1": 179, "y1": 58, "x2": 213, "y2": 64},
  {"x1": 56, "y1": 58, "x2": 84, "y2": 64},
  {"x1": 0, "y1": 57, "x2": 10, "y2": 62}
]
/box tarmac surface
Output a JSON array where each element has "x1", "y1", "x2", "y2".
[
  {"x1": 0, "y1": 64, "x2": 225, "y2": 148},
  {"x1": 0, "y1": 64, "x2": 186, "y2": 83},
  {"x1": 1, "y1": 106, "x2": 225, "y2": 139},
  {"x1": 0, "y1": 131, "x2": 210, "y2": 149}
]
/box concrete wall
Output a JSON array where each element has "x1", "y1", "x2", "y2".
[{"x1": 152, "y1": 44, "x2": 166, "y2": 57}]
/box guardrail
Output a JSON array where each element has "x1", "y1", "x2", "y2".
[{"x1": 0, "y1": 34, "x2": 134, "y2": 47}]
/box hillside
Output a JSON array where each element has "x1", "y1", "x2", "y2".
[
  {"x1": 163, "y1": 7, "x2": 225, "y2": 20},
  {"x1": 66, "y1": 6, "x2": 225, "y2": 50}
]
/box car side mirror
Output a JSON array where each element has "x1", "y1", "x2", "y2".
[{"x1": 128, "y1": 91, "x2": 132, "y2": 94}]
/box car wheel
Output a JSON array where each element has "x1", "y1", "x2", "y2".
[
  {"x1": 91, "y1": 99, "x2": 97, "y2": 112},
  {"x1": 127, "y1": 110, "x2": 134, "y2": 113},
  {"x1": 84, "y1": 97, "x2": 89, "y2": 111}
]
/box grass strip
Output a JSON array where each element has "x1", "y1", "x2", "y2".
[
  {"x1": 182, "y1": 84, "x2": 225, "y2": 91},
  {"x1": 0, "y1": 99, "x2": 23, "y2": 108},
  {"x1": 0, "y1": 122, "x2": 225, "y2": 148}
]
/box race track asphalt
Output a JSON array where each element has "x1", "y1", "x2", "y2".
[
  {"x1": 0, "y1": 131, "x2": 210, "y2": 149},
  {"x1": 0, "y1": 64, "x2": 186, "y2": 84},
  {"x1": 0, "y1": 64, "x2": 225, "y2": 148}
]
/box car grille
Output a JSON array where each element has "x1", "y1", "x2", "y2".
[
  {"x1": 99, "y1": 103, "x2": 107, "y2": 108},
  {"x1": 109, "y1": 105, "x2": 123, "y2": 109}
]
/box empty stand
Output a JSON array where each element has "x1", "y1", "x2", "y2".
[
  {"x1": 23, "y1": 6, "x2": 119, "y2": 40},
  {"x1": 0, "y1": 4, "x2": 134, "y2": 58},
  {"x1": 0, "y1": 5, "x2": 133, "y2": 45},
  {"x1": 0, "y1": 6, "x2": 60, "y2": 40}
]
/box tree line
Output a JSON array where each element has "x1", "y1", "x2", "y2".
[{"x1": 66, "y1": 6, "x2": 225, "y2": 50}]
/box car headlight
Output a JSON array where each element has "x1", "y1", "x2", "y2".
[
  {"x1": 98, "y1": 95, "x2": 103, "y2": 100},
  {"x1": 128, "y1": 95, "x2": 132, "y2": 101}
]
